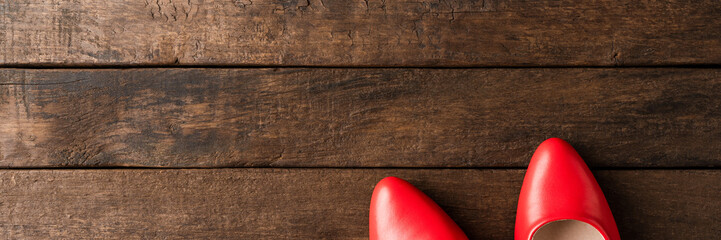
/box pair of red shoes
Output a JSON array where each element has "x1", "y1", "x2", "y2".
[{"x1": 369, "y1": 138, "x2": 621, "y2": 240}]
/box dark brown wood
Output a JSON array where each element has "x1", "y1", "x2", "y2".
[
  {"x1": 2, "y1": 0, "x2": 721, "y2": 66},
  {"x1": 0, "y1": 169, "x2": 717, "y2": 239},
  {"x1": 2, "y1": 68, "x2": 720, "y2": 168}
]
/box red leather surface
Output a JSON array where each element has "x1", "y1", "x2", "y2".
[
  {"x1": 515, "y1": 138, "x2": 621, "y2": 240},
  {"x1": 370, "y1": 177, "x2": 469, "y2": 240}
]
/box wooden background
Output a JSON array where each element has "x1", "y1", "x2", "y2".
[{"x1": 1, "y1": 0, "x2": 720, "y2": 239}]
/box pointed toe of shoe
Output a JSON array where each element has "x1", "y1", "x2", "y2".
[
  {"x1": 370, "y1": 177, "x2": 468, "y2": 240},
  {"x1": 515, "y1": 138, "x2": 620, "y2": 240}
]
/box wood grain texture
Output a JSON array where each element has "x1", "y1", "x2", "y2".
[
  {"x1": 1, "y1": 0, "x2": 721, "y2": 66},
  {"x1": 0, "y1": 169, "x2": 718, "y2": 239},
  {"x1": 2, "y1": 68, "x2": 720, "y2": 167}
]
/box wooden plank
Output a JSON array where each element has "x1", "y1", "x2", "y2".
[
  {"x1": 1, "y1": 68, "x2": 720, "y2": 168},
  {"x1": 1, "y1": 0, "x2": 720, "y2": 66},
  {"x1": 0, "y1": 169, "x2": 718, "y2": 239}
]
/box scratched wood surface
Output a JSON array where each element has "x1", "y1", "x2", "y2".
[
  {"x1": 1, "y1": 68, "x2": 720, "y2": 168},
  {"x1": 1, "y1": 0, "x2": 721, "y2": 66},
  {"x1": 0, "y1": 169, "x2": 718, "y2": 239},
  {"x1": 2, "y1": 0, "x2": 720, "y2": 239}
]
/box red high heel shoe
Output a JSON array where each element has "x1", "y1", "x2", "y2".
[
  {"x1": 370, "y1": 177, "x2": 469, "y2": 240},
  {"x1": 515, "y1": 138, "x2": 621, "y2": 240}
]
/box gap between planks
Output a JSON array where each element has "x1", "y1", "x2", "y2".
[{"x1": 3, "y1": 65, "x2": 721, "y2": 69}]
